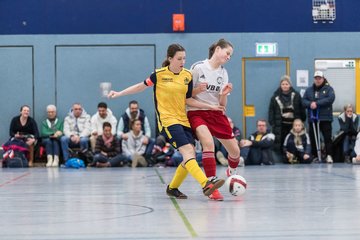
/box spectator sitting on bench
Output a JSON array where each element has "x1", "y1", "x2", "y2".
[
  {"x1": 60, "y1": 103, "x2": 91, "y2": 162},
  {"x1": 41, "y1": 104, "x2": 63, "y2": 167},
  {"x1": 9, "y1": 105, "x2": 39, "y2": 167}
]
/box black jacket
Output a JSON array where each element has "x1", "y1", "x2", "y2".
[{"x1": 268, "y1": 87, "x2": 306, "y2": 150}]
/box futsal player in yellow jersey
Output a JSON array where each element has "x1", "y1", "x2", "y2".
[
  {"x1": 144, "y1": 65, "x2": 192, "y2": 133},
  {"x1": 109, "y1": 44, "x2": 225, "y2": 199}
]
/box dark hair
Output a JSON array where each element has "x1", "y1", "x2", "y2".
[
  {"x1": 102, "y1": 122, "x2": 112, "y2": 129},
  {"x1": 162, "y1": 44, "x2": 186, "y2": 67},
  {"x1": 256, "y1": 119, "x2": 267, "y2": 126},
  {"x1": 20, "y1": 105, "x2": 30, "y2": 112},
  {"x1": 130, "y1": 118, "x2": 142, "y2": 130},
  {"x1": 129, "y1": 100, "x2": 138, "y2": 107},
  {"x1": 97, "y1": 102, "x2": 107, "y2": 109},
  {"x1": 208, "y1": 39, "x2": 233, "y2": 59}
]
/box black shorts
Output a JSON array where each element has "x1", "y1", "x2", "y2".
[{"x1": 160, "y1": 124, "x2": 194, "y2": 149}]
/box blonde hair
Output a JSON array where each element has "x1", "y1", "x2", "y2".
[
  {"x1": 280, "y1": 75, "x2": 292, "y2": 86},
  {"x1": 292, "y1": 119, "x2": 305, "y2": 131},
  {"x1": 343, "y1": 104, "x2": 354, "y2": 112}
]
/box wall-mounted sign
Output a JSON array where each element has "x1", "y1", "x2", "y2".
[{"x1": 255, "y1": 42, "x2": 278, "y2": 56}]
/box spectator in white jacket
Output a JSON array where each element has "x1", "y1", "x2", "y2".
[
  {"x1": 122, "y1": 119, "x2": 148, "y2": 167},
  {"x1": 90, "y1": 102, "x2": 117, "y2": 152},
  {"x1": 60, "y1": 103, "x2": 91, "y2": 161}
]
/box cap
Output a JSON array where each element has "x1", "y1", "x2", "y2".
[{"x1": 314, "y1": 71, "x2": 324, "y2": 78}]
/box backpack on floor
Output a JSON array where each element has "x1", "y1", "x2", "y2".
[
  {"x1": 65, "y1": 158, "x2": 85, "y2": 169},
  {"x1": 3, "y1": 151, "x2": 28, "y2": 168}
]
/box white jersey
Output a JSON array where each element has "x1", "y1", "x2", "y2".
[{"x1": 188, "y1": 59, "x2": 229, "y2": 111}]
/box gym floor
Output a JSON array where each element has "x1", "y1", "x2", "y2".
[{"x1": 0, "y1": 164, "x2": 359, "y2": 239}]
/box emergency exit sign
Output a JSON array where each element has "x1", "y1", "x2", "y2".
[{"x1": 256, "y1": 43, "x2": 278, "y2": 56}]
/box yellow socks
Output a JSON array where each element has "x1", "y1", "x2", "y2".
[
  {"x1": 184, "y1": 159, "x2": 208, "y2": 188},
  {"x1": 169, "y1": 164, "x2": 188, "y2": 189}
]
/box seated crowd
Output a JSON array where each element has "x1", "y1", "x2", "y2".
[{"x1": 2, "y1": 71, "x2": 360, "y2": 167}]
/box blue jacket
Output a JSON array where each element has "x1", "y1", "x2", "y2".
[
  {"x1": 302, "y1": 80, "x2": 335, "y2": 122},
  {"x1": 283, "y1": 131, "x2": 311, "y2": 155}
]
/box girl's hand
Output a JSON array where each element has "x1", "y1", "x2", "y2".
[
  {"x1": 220, "y1": 83, "x2": 233, "y2": 95},
  {"x1": 197, "y1": 82, "x2": 208, "y2": 92},
  {"x1": 108, "y1": 90, "x2": 118, "y2": 99}
]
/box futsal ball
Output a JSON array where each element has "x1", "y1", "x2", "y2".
[{"x1": 225, "y1": 175, "x2": 247, "y2": 196}]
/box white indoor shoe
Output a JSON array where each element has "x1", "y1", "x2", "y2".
[
  {"x1": 46, "y1": 155, "x2": 53, "y2": 167},
  {"x1": 326, "y1": 155, "x2": 333, "y2": 164}
]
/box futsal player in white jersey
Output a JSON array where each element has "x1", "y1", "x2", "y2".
[{"x1": 188, "y1": 39, "x2": 242, "y2": 201}]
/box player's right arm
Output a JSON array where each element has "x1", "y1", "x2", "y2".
[
  {"x1": 108, "y1": 82, "x2": 148, "y2": 99},
  {"x1": 190, "y1": 64, "x2": 207, "y2": 97},
  {"x1": 108, "y1": 73, "x2": 156, "y2": 99},
  {"x1": 192, "y1": 82, "x2": 207, "y2": 97}
]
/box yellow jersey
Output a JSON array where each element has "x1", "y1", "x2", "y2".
[{"x1": 144, "y1": 66, "x2": 192, "y2": 131}]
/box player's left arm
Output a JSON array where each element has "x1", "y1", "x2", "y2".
[
  {"x1": 219, "y1": 84, "x2": 232, "y2": 106},
  {"x1": 218, "y1": 70, "x2": 232, "y2": 106}
]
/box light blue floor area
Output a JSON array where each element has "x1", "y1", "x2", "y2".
[{"x1": 0, "y1": 164, "x2": 359, "y2": 239}]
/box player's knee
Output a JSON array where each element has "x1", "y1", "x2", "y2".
[{"x1": 229, "y1": 149, "x2": 240, "y2": 159}]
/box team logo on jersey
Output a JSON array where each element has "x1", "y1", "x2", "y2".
[
  {"x1": 162, "y1": 77, "x2": 173, "y2": 82},
  {"x1": 207, "y1": 85, "x2": 221, "y2": 92},
  {"x1": 184, "y1": 77, "x2": 190, "y2": 85},
  {"x1": 217, "y1": 76, "x2": 223, "y2": 85},
  {"x1": 200, "y1": 74, "x2": 205, "y2": 79}
]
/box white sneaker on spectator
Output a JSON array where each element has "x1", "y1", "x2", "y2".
[
  {"x1": 52, "y1": 155, "x2": 59, "y2": 167},
  {"x1": 46, "y1": 155, "x2": 53, "y2": 168},
  {"x1": 238, "y1": 157, "x2": 245, "y2": 167},
  {"x1": 326, "y1": 155, "x2": 333, "y2": 164},
  {"x1": 352, "y1": 157, "x2": 360, "y2": 165}
]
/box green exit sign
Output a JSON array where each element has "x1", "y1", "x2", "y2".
[{"x1": 256, "y1": 43, "x2": 278, "y2": 56}]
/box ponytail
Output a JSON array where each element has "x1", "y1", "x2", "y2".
[{"x1": 162, "y1": 59, "x2": 170, "y2": 67}]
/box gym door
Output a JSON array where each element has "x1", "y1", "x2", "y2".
[{"x1": 242, "y1": 57, "x2": 290, "y2": 137}]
